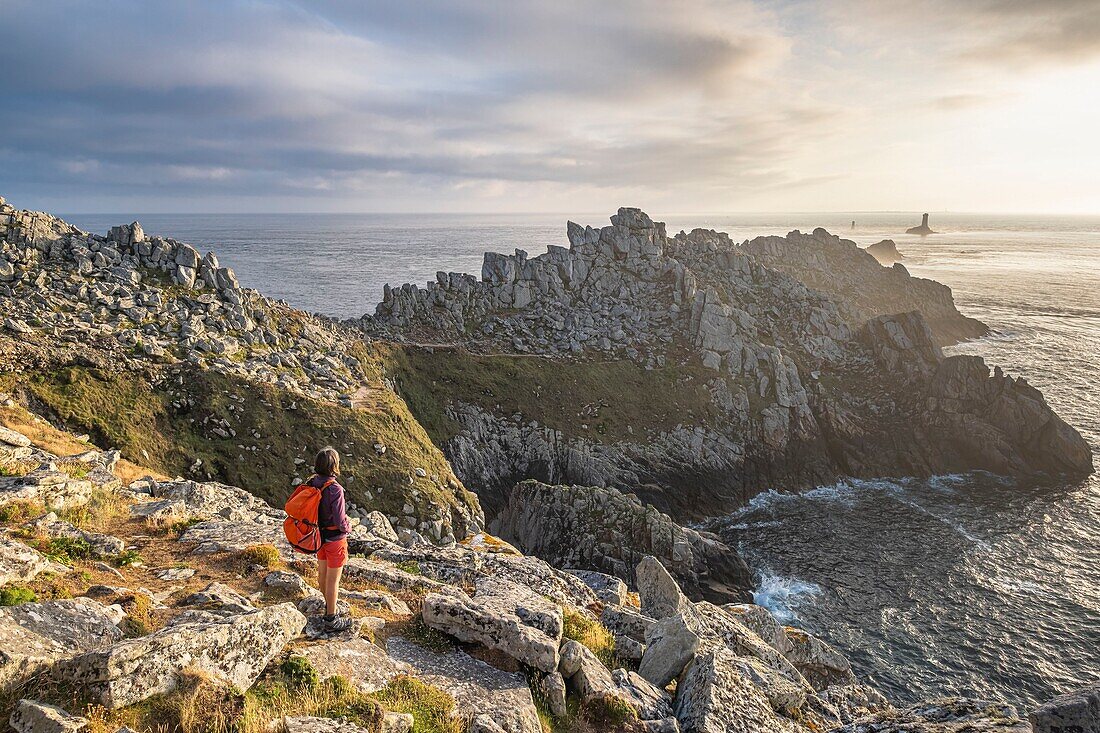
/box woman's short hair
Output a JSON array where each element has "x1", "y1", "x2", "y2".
[{"x1": 314, "y1": 447, "x2": 340, "y2": 477}]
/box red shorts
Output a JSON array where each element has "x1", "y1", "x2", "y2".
[{"x1": 317, "y1": 539, "x2": 348, "y2": 569}]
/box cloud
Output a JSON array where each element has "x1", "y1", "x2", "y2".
[
  {"x1": 0, "y1": 0, "x2": 1096, "y2": 212},
  {"x1": 0, "y1": 0, "x2": 826, "y2": 209},
  {"x1": 834, "y1": 0, "x2": 1100, "y2": 69}
]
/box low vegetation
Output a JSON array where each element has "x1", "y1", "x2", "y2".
[
  {"x1": 0, "y1": 584, "x2": 36, "y2": 606},
  {"x1": 373, "y1": 675, "x2": 461, "y2": 733},
  {"x1": 19, "y1": 363, "x2": 480, "y2": 524},
  {"x1": 383, "y1": 344, "x2": 721, "y2": 444},
  {"x1": 237, "y1": 544, "x2": 282, "y2": 570},
  {"x1": 562, "y1": 609, "x2": 618, "y2": 670}
]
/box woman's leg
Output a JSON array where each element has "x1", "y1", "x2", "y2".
[
  {"x1": 317, "y1": 557, "x2": 329, "y2": 612},
  {"x1": 323, "y1": 564, "x2": 343, "y2": 616}
]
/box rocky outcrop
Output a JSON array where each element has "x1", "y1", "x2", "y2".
[
  {"x1": 741, "y1": 227, "x2": 980, "y2": 345},
  {"x1": 492, "y1": 480, "x2": 752, "y2": 603},
  {"x1": 865, "y1": 239, "x2": 904, "y2": 265},
  {"x1": 0, "y1": 196, "x2": 484, "y2": 544},
  {"x1": 1029, "y1": 681, "x2": 1100, "y2": 733},
  {"x1": 386, "y1": 637, "x2": 542, "y2": 733},
  {"x1": 368, "y1": 209, "x2": 1087, "y2": 528}
]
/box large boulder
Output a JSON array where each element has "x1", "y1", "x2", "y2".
[
  {"x1": 637, "y1": 556, "x2": 691, "y2": 620},
  {"x1": 675, "y1": 648, "x2": 810, "y2": 733},
  {"x1": 421, "y1": 578, "x2": 562, "y2": 673},
  {"x1": 1030, "y1": 682, "x2": 1100, "y2": 733},
  {"x1": 0, "y1": 598, "x2": 124, "y2": 689},
  {"x1": 298, "y1": 639, "x2": 408, "y2": 694},
  {"x1": 9, "y1": 699, "x2": 88, "y2": 733},
  {"x1": 0, "y1": 534, "x2": 58, "y2": 586},
  {"x1": 57, "y1": 602, "x2": 305, "y2": 708}
]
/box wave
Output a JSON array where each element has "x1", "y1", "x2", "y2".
[{"x1": 752, "y1": 570, "x2": 823, "y2": 624}]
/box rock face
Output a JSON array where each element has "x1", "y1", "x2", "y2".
[
  {"x1": 367, "y1": 209, "x2": 1088, "y2": 526},
  {"x1": 1030, "y1": 682, "x2": 1100, "y2": 733},
  {"x1": 58, "y1": 602, "x2": 306, "y2": 708},
  {"x1": 492, "y1": 480, "x2": 752, "y2": 602},
  {"x1": 865, "y1": 239, "x2": 904, "y2": 265}
]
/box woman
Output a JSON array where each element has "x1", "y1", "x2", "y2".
[{"x1": 311, "y1": 446, "x2": 352, "y2": 633}]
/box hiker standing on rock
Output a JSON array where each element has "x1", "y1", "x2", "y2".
[{"x1": 284, "y1": 446, "x2": 352, "y2": 633}]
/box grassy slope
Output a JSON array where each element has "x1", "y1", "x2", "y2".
[
  {"x1": 13, "y1": 363, "x2": 478, "y2": 523},
  {"x1": 382, "y1": 344, "x2": 724, "y2": 444}
]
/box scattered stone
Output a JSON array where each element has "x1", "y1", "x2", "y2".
[{"x1": 9, "y1": 699, "x2": 88, "y2": 733}]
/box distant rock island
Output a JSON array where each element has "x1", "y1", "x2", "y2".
[
  {"x1": 906, "y1": 212, "x2": 935, "y2": 235},
  {"x1": 865, "y1": 239, "x2": 904, "y2": 265}
]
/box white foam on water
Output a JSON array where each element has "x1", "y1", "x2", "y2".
[{"x1": 752, "y1": 571, "x2": 823, "y2": 624}]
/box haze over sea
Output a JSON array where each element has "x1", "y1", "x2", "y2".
[{"x1": 65, "y1": 211, "x2": 1100, "y2": 710}]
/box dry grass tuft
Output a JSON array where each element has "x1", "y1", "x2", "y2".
[
  {"x1": 562, "y1": 608, "x2": 618, "y2": 670},
  {"x1": 237, "y1": 544, "x2": 283, "y2": 570}
]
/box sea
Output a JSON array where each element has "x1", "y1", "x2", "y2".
[{"x1": 64, "y1": 210, "x2": 1100, "y2": 711}]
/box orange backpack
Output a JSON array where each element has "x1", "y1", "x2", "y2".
[{"x1": 283, "y1": 477, "x2": 336, "y2": 554}]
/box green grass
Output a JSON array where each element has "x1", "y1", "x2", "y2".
[
  {"x1": 0, "y1": 585, "x2": 36, "y2": 606},
  {"x1": 372, "y1": 675, "x2": 460, "y2": 733},
  {"x1": 0, "y1": 499, "x2": 45, "y2": 524},
  {"x1": 238, "y1": 544, "x2": 282, "y2": 570},
  {"x1": 38, "y1": 536, "x2": 95, "y2": 564},
  {"x1": 382, "y1": 344, "x2": 721, "y2": 444},
  {"x1": 394, "y1": 559, "x2": 422, "y2": 575},
  {"x1": 278, "y1": 655, "x2": 319, "y2": 690},
  {"x1": 20, "y1": 363, "x2": 480, "y2": 528},
  {"x1": 112, "y1": 549, "x2": 143, "y2": 567}
]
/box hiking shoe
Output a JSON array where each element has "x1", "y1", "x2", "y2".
[{"x1": 322, "y1": 614, "x2": 353, "y2": 634}]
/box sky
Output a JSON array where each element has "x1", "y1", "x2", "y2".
[{"x1": 1, "y1": 0, "x2": 1099, "y2": 215}]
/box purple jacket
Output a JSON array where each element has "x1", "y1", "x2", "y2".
[{"x1": 310, "y1": 474, "x2": 349, "y2": 543}]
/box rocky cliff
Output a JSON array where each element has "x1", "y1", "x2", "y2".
[
  {"x1": 0, "y1": 407, "x2": 1075, "y2": 733},
  {"x1": 369, "y1": 209, "x2": 1091, "y2": 521}
]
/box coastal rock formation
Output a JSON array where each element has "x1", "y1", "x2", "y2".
[
  {"x1": 0, "y1": 373, "x2": 1075, "y2": 733},
  {"x1": 374, "y1": 210, "x2": 1089, "y2": 522},
  {"x1": 492, "y1": 479, "x2": 752, "y2": 603},
  {"x1": 906, "y1": 213, "x2": 935, "y2": 235},
  {"x1": 865, "y1": 239, "x2": 904, "y2": 265}
]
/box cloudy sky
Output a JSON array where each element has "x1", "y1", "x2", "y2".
[{"x1": 1, "y1": 0, "x2": 1098, "y2": 214}]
